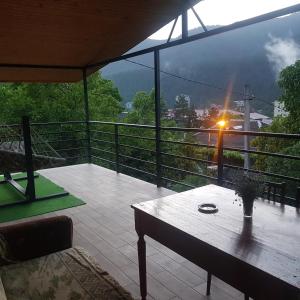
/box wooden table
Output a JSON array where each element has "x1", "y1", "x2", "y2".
[{"x1": 131, "y1": 184, "x2": 300, "y2": 300}]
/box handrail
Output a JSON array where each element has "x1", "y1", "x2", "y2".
[
  {"x1": 89, "y1": 121, "x2": 155, "y2": 129},
  {"x1": 32, "y1": 121, "x2": 86, "y2": 126},
  {"x1": 3, "y1": 120, "x2": 299, "y2": 139},
  {"x1": 161, "y1": 126, "x2": 300, "y2": 139},
  {"x1": 88, "y1": 121, "x2": 300, "y2": 206},
  {"x1": 89, "y1": 121, "x2": 300, "y2": 139},
  {"x1": 1, "y1": 119, "x2": 299, "y2": 206},
  {"x1": 223, "y1": 146, "x2": 300, "y2": 161}
]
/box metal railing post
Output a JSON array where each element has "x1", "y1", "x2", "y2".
[
  {"x1": 115, "y1": 124, "x2": 120, "y2": 173},
  {"x1": 296, "y1": 187, "x2": 300, "y2": 208},
  {"x1": 217, "y1": 130, "x2": 224, "y2": 186},
  {"x1": 182, "y1": 9, "x2": 188, "y2": 39},
  {"x1": 22, "y1": 116, "x2": 36, "y2": 201},
  {"x1": 154, "y1": 50, "x2": 162, "y2": 187},
  {"x1": 83, "y1": 68, "x2": 91, "y2": 163}
]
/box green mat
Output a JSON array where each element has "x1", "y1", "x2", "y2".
[{"x1": 0, "y1": 172, "x2": 85, "y2": 223}]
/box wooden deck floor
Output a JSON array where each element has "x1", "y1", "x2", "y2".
[{"x1": 30, "y1": 164, "x2": 243, "y2": 299}]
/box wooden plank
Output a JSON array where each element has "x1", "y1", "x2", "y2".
[{"x1": 38, "y1": 164, "x2": 250, "y2": 299}]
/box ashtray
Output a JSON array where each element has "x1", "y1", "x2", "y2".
[{"x1": 198, "y1": 203, "x2": 218, "y2": 214}]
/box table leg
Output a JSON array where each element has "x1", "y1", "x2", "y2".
[
  {"x1": 206, "y1": 272, "x2": 212, "y2": 295},
  {"x1": 137, "y1": 234, "x2": 147, "y2": 300}
]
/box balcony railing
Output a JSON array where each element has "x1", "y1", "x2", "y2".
[{"x1": 1, "y1": 120, "x2": 300, "y2": 207}]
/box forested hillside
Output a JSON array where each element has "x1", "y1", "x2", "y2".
[{"x1": 102, "y1": 13, "x2": 300, "y2": 116}]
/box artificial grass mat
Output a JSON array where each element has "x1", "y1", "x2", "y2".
[{"x1": 0, "y1": 172, "x2": 85, "y2": 223}]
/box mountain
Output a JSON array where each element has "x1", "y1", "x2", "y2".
[{"x1": 101, "y1": 13, "x2": 300, "y2": 116}]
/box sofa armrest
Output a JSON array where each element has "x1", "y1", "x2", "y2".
[{"x1": 0, "y1": 216, "x2": 73, "y2": 263}]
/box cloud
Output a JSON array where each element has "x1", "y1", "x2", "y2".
[{"x1": 265, "y1": 35, "x2": 300, "y2": 78}]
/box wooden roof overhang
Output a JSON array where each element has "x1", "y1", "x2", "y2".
[{"x1": 0, "y1": 0, "x2": 199, "y2": 83}]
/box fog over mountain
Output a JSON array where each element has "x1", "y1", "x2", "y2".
[{"x1": 102, "y1": 13, "x2": 300, "y2": 116}]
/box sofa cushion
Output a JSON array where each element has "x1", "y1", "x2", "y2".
[
  {"x1": 0, "y1": 235, "x2": 8, "y2": 266},
  {"x1": 0, "y1": 276, "x2": 7, "y2": 300},
  {"x1": 0, "y1": 247, "x2": 133, "y2": 300},
  {"x1": 0, "y1": 235, "x2": 15, "y2": 267}
]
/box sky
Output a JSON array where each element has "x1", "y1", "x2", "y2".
[{"x1": 150, "y1": 0, "x2": 300, "y2": 40}]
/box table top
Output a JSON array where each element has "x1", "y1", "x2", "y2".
[{"x1": 132, "y1": 184, "x2": 300, "y2": 289}]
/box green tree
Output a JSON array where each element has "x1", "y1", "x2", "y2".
[
  {"x1": 278, "y1": 60, "x2": 300, "y2": 133},
  {"x1": 119, "y1": 90, "x2": 205, "y2": 188},
  {"x1": 126, "y1": 89, "x2": 166, "y2": 125},
  {"x1": 118, "y1": 90, "x2": 175, "y2": 183},
  {"x1": 266, "y1": 142, "x2": 300, "y2": 179},
  {"x1": 0, "y1": 73, "x2": 123, "y2": 165},
  {"x1": 252, "y1": 61, "x2": 300, "y2": 163},
  {"x1": 174, "y1": 94, "x2": 198, "y2": 127},
  {"x1": 252, "y1": 61, "x2": 300, "y2": 197},
  {"x1": 0, "y1": 73, "x2": 122, "y2": 124},
  {"x1": 252, "y1": 60, "x2": 300, "y2": 163}
]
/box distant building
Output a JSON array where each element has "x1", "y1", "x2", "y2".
[
  {"x1": 234, "y1": 100, "x2": 245, "y2": 112},
  {"x1": 195, "y1": 109, "x2": 208, "y2": 117},
  {"x1": 169, "y1": 103, "x2": 272, "y2": 130},
  {"x1": 119, "y1": 111, "x2": 128, "y2": 119},
  {"x1": 125, "y1": 102, "x2": 133, "y2": 111},
  {"x1": 274, "y1": 101, "x2": 289, "y2": 117},
  {"x1": 220, "y1": 109, "x2": 244, "y2": 117},
  {"x1": 227, "y1": 119, "x2": 260, "y2": 131},
  {"x1": 250, "y1": 112, "x2": 272, "y2": 127},
  {"x1": 195, "y1": 108, "x2": 243, "y2": 118},
  {"x1": 166, "y1": 109, "x2": 175, "y2": 119}
]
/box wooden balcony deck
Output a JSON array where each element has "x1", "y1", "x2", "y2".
[{"x1": 24, "y1": 164, "x2": 245, "y2": 299}]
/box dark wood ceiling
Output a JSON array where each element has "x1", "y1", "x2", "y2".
[{"x1": 0, "y1": 0, "x2": 199, "y2": 82}]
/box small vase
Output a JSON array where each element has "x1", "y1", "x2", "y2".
[{"x1": 242, "y1": 198, "x2": 254, "y2": 218}]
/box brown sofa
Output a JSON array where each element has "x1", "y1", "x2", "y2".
[{"x1": 0, "y1": 216, "x2": 133, "y2": 300}]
